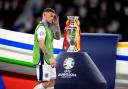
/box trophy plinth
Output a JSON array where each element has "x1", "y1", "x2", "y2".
[{"x1": 55, "y1": 52, "x2": 107, "y2": 89}]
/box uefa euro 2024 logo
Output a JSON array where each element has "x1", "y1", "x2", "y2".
[
  {"x1": 58, "y1": 57, "x2": 76, "y2": 78},
  {"x1": 63, "y1": 57, "x2": 75, "y2": 70}
]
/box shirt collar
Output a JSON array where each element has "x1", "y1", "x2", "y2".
[{"x1": 40, "y1": 21, "x2": 50, "y2": 27}]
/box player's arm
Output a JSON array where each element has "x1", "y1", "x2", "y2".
[
  {"x1": 39, "y1": 41, "x2": 56, "y2": 68},
  {"x1": 39, "y1": 40, "x2": 53, "y2": 60},
  {"x1": 52, "y1": 16, "x2": 61, "y2": 40},
  {"x1": 52, "y1": 25, "x2": 61, "y2": 40},
  {"x1": 37, "y1": 26, "x2": 56, "y2": 67}
]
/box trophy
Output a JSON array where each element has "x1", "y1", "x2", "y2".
[{"x1": 64, "y1": 16, "x2": 80, "y2": 52}]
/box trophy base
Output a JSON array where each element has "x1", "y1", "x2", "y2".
[
  {"x1": 67, "y1": 46, "x2": 77, "y2": 52},
  {"x1": 55, "y1": 52, "x2": 107, "y2": 89}
]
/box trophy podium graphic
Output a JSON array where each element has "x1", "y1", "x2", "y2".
[{"x1": 55, "y1": 16, "x2": 107, "y2": 89}]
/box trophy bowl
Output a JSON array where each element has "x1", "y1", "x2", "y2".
[{"x1": 66, "y1": 27, "x2": 77, "y2": 52}]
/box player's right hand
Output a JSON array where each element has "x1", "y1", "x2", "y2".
[{"x1": 50, "y1": 58, "x2": 57, "y2": 68}]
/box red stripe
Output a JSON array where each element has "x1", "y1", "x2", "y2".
[{"x1": 1, "y1": 70, "x2": 38, "y2": 89}]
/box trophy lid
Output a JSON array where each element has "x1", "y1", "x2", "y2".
[{"x1": 67, "y1": 16, "x2": 79, "y2": 20}]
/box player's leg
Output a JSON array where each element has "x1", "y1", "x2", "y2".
[
  {"x1": 34, "y1": 63, "x2": 50, "y2": 89},
  {"x1": 46, "y1": 67, "x2": 56, "y2": 89},
  {"x1": 42, "y1": 64, "x2": 51, "y2": 88},
  {"x1": 49, "y1": 79, "x2": 55, "y2": 87},
  {"x1": 34, "y1": 63, "x2": 44, "y2": 89},
  {"x1": 34, "y1": 82, "x2": 50, "y2": 89},
  {"x1": 46, "y1": 79, "x2": 55, "y2": 89}
]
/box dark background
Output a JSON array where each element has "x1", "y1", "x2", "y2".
[{"x1": 0, "y1": 0, "x2": 127, "y2": 41}]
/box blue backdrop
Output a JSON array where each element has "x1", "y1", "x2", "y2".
[{"x1": 80, "y1": 33, "x2": 120, "y2": 89}]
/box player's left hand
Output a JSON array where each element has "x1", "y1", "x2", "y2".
[
  {"x1": 52, "y1": 15, "x2": 59, "y2": 26},
  {"x1": 50, "y1": 58, "x2": 57, "y2": 68}
]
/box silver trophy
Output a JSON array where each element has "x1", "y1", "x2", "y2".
[
  {"x1": 66, "y1": 16, "x2": 79, "y2": 52},
  {"x1": 67, "y1": 27, "x2": 77, "y2": 52}
]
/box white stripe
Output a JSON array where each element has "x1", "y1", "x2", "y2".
[
  {"x1": 0, "y1": 49, "x2": 33, "y2": 62},
  {"x1": 116, "y1": 60, "x2": 128, "y2": 75},
  {"x1": 54, "y1": 54, "x2": 58, "y2": 58},
  {"x1": 117, "y1": 48, "x2": 128, "y2": 56},
  {"x1": 118, "y1": 42, "x2": 128, "y2": 44},
  {"x1": 0, "y1": 44, "x2": 33, "y2": 55},
  {"x1": 116, "y1": 79, "x2": 128, "y2": 84},
  {"x1": 53, "y1": 38, "x2": 64, "y2": 49},
  {"x1": 0, "y1": 45, "x2": 60, "y2": 63},
  {"x1": 0, "y1": 28, "x2": 34, "y2": 44}
]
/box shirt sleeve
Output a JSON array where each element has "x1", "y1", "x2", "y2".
[{"x1": 36, "y1": 26, "x2": 46, "y2": 41}]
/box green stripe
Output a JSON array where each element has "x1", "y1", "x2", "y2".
[{"x1": 0, "y1": 57, "x2": 35, "y2": 68}]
